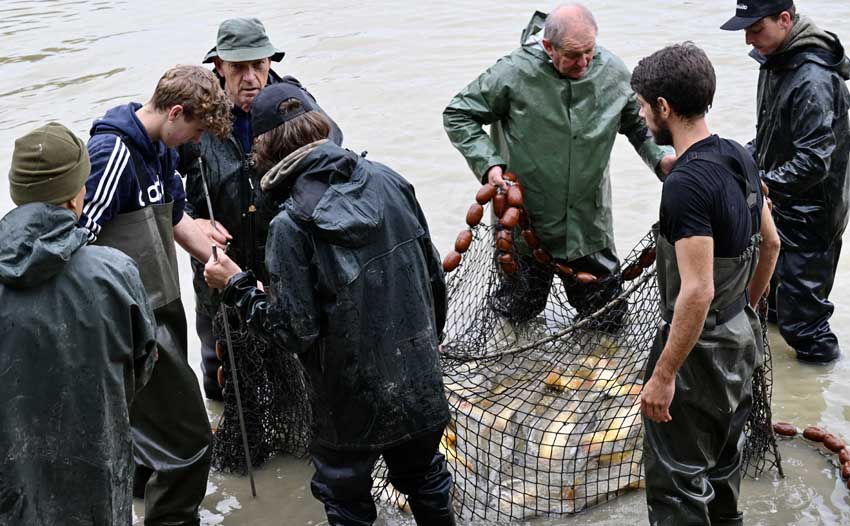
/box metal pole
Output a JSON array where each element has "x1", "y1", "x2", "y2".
[{"x1": 202, "y1": 157, "x2": 257, "y2": 497}]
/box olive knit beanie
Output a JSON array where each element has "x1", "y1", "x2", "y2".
[{"x1": 9, "y1": 122, "x2": 90, "y2": 205}]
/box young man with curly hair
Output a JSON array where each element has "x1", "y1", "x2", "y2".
[{"x1": 78, "y1": 64, "x2": 232, "y2": 526}]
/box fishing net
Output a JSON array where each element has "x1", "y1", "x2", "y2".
[
  {"x1": 211, "y1": 306, "x2": 312, "y2": 473},
  {"x1": 373, "y1": 183, "x2": 782, "y2": 521}
]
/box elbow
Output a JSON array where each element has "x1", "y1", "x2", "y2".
[
  {"x1": 682, "y1": 282, "x2": 714, "y2": 308},
  {"x1": 764, "y1": 234, "x2": 781, "y2": 256}
]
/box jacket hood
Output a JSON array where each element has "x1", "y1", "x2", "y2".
[
  {"x1": 284, "y1": 142, "x2": 382, "y2": 248},
  {"x1": 755, "y1": 16, "x2": 850, "y2": 80},
  {"x1": 0, "y1": 203, "x2": 87, "y2": 288},
  {"x1": 89, "y1": 102, "x2": 163, "y2": 161}
]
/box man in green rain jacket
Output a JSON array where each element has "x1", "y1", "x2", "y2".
[{"x1": 444, "y1": 4, "x2": 674, "y2": 323}]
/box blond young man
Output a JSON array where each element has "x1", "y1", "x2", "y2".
[{"x1": 78, "y1": 65, "x2": 231, "y2": 526}]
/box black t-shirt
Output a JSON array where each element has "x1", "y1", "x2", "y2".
[{"x1": 660, "y1": 135, "x2": 762, "y2": 257}]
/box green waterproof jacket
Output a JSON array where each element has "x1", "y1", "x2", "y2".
[{"x1": 443, "y1": 11, "x2": 667, "y2": 261}]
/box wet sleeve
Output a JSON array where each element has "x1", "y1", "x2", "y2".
[
  {"x1": 660, "y1": 169, "x2": 713, "y2": 244},
  {"x1": 78, "y1": 134, "x2": 134, "y2": 243},
  {"x1": 222, "y1": 216, "x2": 320, "y2": 354},
  {"x1": 761, "y1": 75, "x2": 838, "y2": 198},
  {"x1": 619, "y1": 90, "x2": 671, "y2": 180},
  {"x1": 442, "y1": 58, "x2": 512, "y2": 182}
]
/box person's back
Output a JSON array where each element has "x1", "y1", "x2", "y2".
[
  {"x1": 262, "y1": 141, "x2": 449, "y2": 449},
  {"x1": 0, "y1": 123, "x2": 156, "y2": 526},
  {"x1": 204, "y1": 84, "x2": 455, "y2": 525}
]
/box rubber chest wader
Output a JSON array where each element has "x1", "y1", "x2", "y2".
[
  {"x1": 96, "y1": 165, "x2": 211, "y2": 526},
  {"x1": 643, "y1": 149, "x2": 764, "y2": 526}
]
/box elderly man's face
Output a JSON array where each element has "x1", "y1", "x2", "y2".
[
  {"x1": 215, "y1": 58, "x2": 271, "y2": 111},
  {"x1": 543, "y1": 30, "x2": 596, "y2": 80}
]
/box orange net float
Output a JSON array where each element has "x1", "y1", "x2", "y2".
[
  {"x1": 500, "y1": 207, "x2": 520, "y2": 229},
  {"x1": 803, "y1": 426, "x2": 827, "y2": 442},
  {"x1": 476, "y1": 183, "x2": 498, "y2": 205},
  {"x1": 455, "y1": 230, "x2": 473, "y2": 253},
  {"x1": 622, "y1": 264, "x2": 643, "y2": 281},
  {"x1": 533, "y1": 248, "x2": 552, "y2": 265},
  {"x1": 215, "y1": 340, "x2": 225, "y2": 360},
  {"x1": 495, "y1": 230, "x2": 513, "y2": 252},
  {"x1": 466, "y1": 203, "x2": 484, "y2": 227},
  {"x1": 638, "y1": 246, "x2": 657, "y2": 268},
  {"x1": 492, "y1": 193, "x2": 506, "y2": 218},
  {"x1": 217, "y1": 366, "x2": 225, "y2": 387},
  {"x1": 774, "y1": 422, "x2": 850, "y2": 491},
  {"x1": 443, "y1": 251, "x2": 462, "y2": 272},
  {"x1": 521, "y1": 229, "x2": 540, "y2": 249},
  {"x1": 506, "y1": 185, "x2": 524, "y2": 207}
]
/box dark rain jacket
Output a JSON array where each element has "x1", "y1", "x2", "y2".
[
  {"x1": 443, "y1": 11, "x2": 668, "y2": 261},
  {"x1": 181, "y1": 70, "x2": 343, "y2": 316},
  {"x1": 222, "y1": 142, "x2": 450, "y2": 451},
  {"x1": 0, "y1": 203, "x2": 156, "y2": 526},
  {"x1": 750, "y1": 15, "x2": 850, "y2": 251}
]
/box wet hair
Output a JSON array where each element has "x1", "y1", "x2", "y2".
[
  {"x1": 544, "y1": 3, "x2": 598, "y2": 50},
  {"x1": 768, "y1": 4, "x2": 797, "y2": 22},
  {"x1": 630, "y1": 42, "x2": 716, "y2": 119},
  {"x1": 252, "y1": 99, "x2": 331, "y2": 174},
  {"x1": 150, "y1": 65, "x2": 233, "y2": 138}
]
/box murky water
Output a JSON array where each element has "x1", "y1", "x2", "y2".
[{"x1": 2, "y1": 0, "x2": 850, "y2": 524}]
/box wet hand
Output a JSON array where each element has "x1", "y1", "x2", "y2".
[
  {"x1": 659, "y1": 154, "x2": 677, "y2": 177},
  {"x1": 204, "y1": 251, "x2": 242, "y2": 289},
  {"x1": 487, "y1": 166, "x2": 508, "y2": 190},
  {"x1": 197, "y1": 218, "x2": 232, "y2": 247},
  {"x1": 640, "y1": 373, "x2": 675, "y2": 423}
]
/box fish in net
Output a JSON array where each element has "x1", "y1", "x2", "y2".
[
  {"x1": 211, "y1": 305, "x2": 312, "y2": 473},
  {"x1": 373, "y1": 179, "x2": 782, "y2": 521}
]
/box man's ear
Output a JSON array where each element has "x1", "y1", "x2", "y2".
[
  {"x1": 657, "y1": 97, "x2": 671, "y2": 119},
  {"x1": 167, "y1": 105, "x2": 184, "y2": 122},
  {"x1": 213, "y1": 57, "x2": 224, "y2": 76},
  {"x1": 542, "y1": 38, "x2": 555, "y2": 56}
]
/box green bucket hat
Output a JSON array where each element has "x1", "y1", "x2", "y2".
[
  {"x1": 203, "y1": 18, "x2": 285, "y2": 64},
  {"x1": 9, "y1": 122, "x2": 90, "y2": 206}
]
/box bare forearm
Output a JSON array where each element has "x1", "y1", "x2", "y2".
[
  {"x1": 654, "y1": 287, "x2": 713, "y2": 381},
  {"x1": 173, "y1": 215, "x2": 212, "y2": 262}
]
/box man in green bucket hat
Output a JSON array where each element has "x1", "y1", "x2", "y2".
[{"x1": 179, "y1": 18, "x2": 343, "y2": 402}]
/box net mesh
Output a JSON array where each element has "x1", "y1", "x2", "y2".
[
  {"x1": 374, "y1": 216, "x2": 782, "y2": 520},
  {"x1": 211, "y1": 306, "x2": 312, "y2": 473}
]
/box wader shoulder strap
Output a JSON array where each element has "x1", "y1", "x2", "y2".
[{"x1": 683, "y1": 147, "x2": 761, "y2": 231}]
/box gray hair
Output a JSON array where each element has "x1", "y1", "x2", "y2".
[{"x1": 544, "y1": 3, "x2": 598, "y2": 49}]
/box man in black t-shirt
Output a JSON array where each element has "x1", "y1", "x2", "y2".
[{"x1": 631, "y1": 43, "x2": 780, "y2": 525}]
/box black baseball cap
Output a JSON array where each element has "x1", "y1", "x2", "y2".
[
  {"x1": 720, "y1": 0, "x2": 794, "y2": 31},
  {"x1": 251, "y1": 83, "x2": 318, "y2": 138}
]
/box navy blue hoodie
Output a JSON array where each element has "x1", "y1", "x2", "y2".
[{"x1": 78, "y1": 102, "x2": 186, "y2": 242}]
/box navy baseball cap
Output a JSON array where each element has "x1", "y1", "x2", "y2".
[
  {"x1": 251, "y1": 83, "x2": 319, "y2": 138},
  {"x1": 720, "y1": 0, "x2": 794, "y2": 31}
]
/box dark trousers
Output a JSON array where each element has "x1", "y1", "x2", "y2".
[
  {"x1": 768, "y1": 241, "x2": 842, "y2": 362},
  {"x1": 310, "y1": 428, "x2": 456, "y2": 526},
  {"x1": 491, "y1": 247, "x2": 624, "y2": 326},
  {"x1": 196, "y1": 310, "x2": 222, "y2": 400},
  {"x1": 643, "y1": 323, "x2": 755, "y2": 526},
  {"x1": 132, "y1": 299, "x2": 212, "y2": 526}
]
